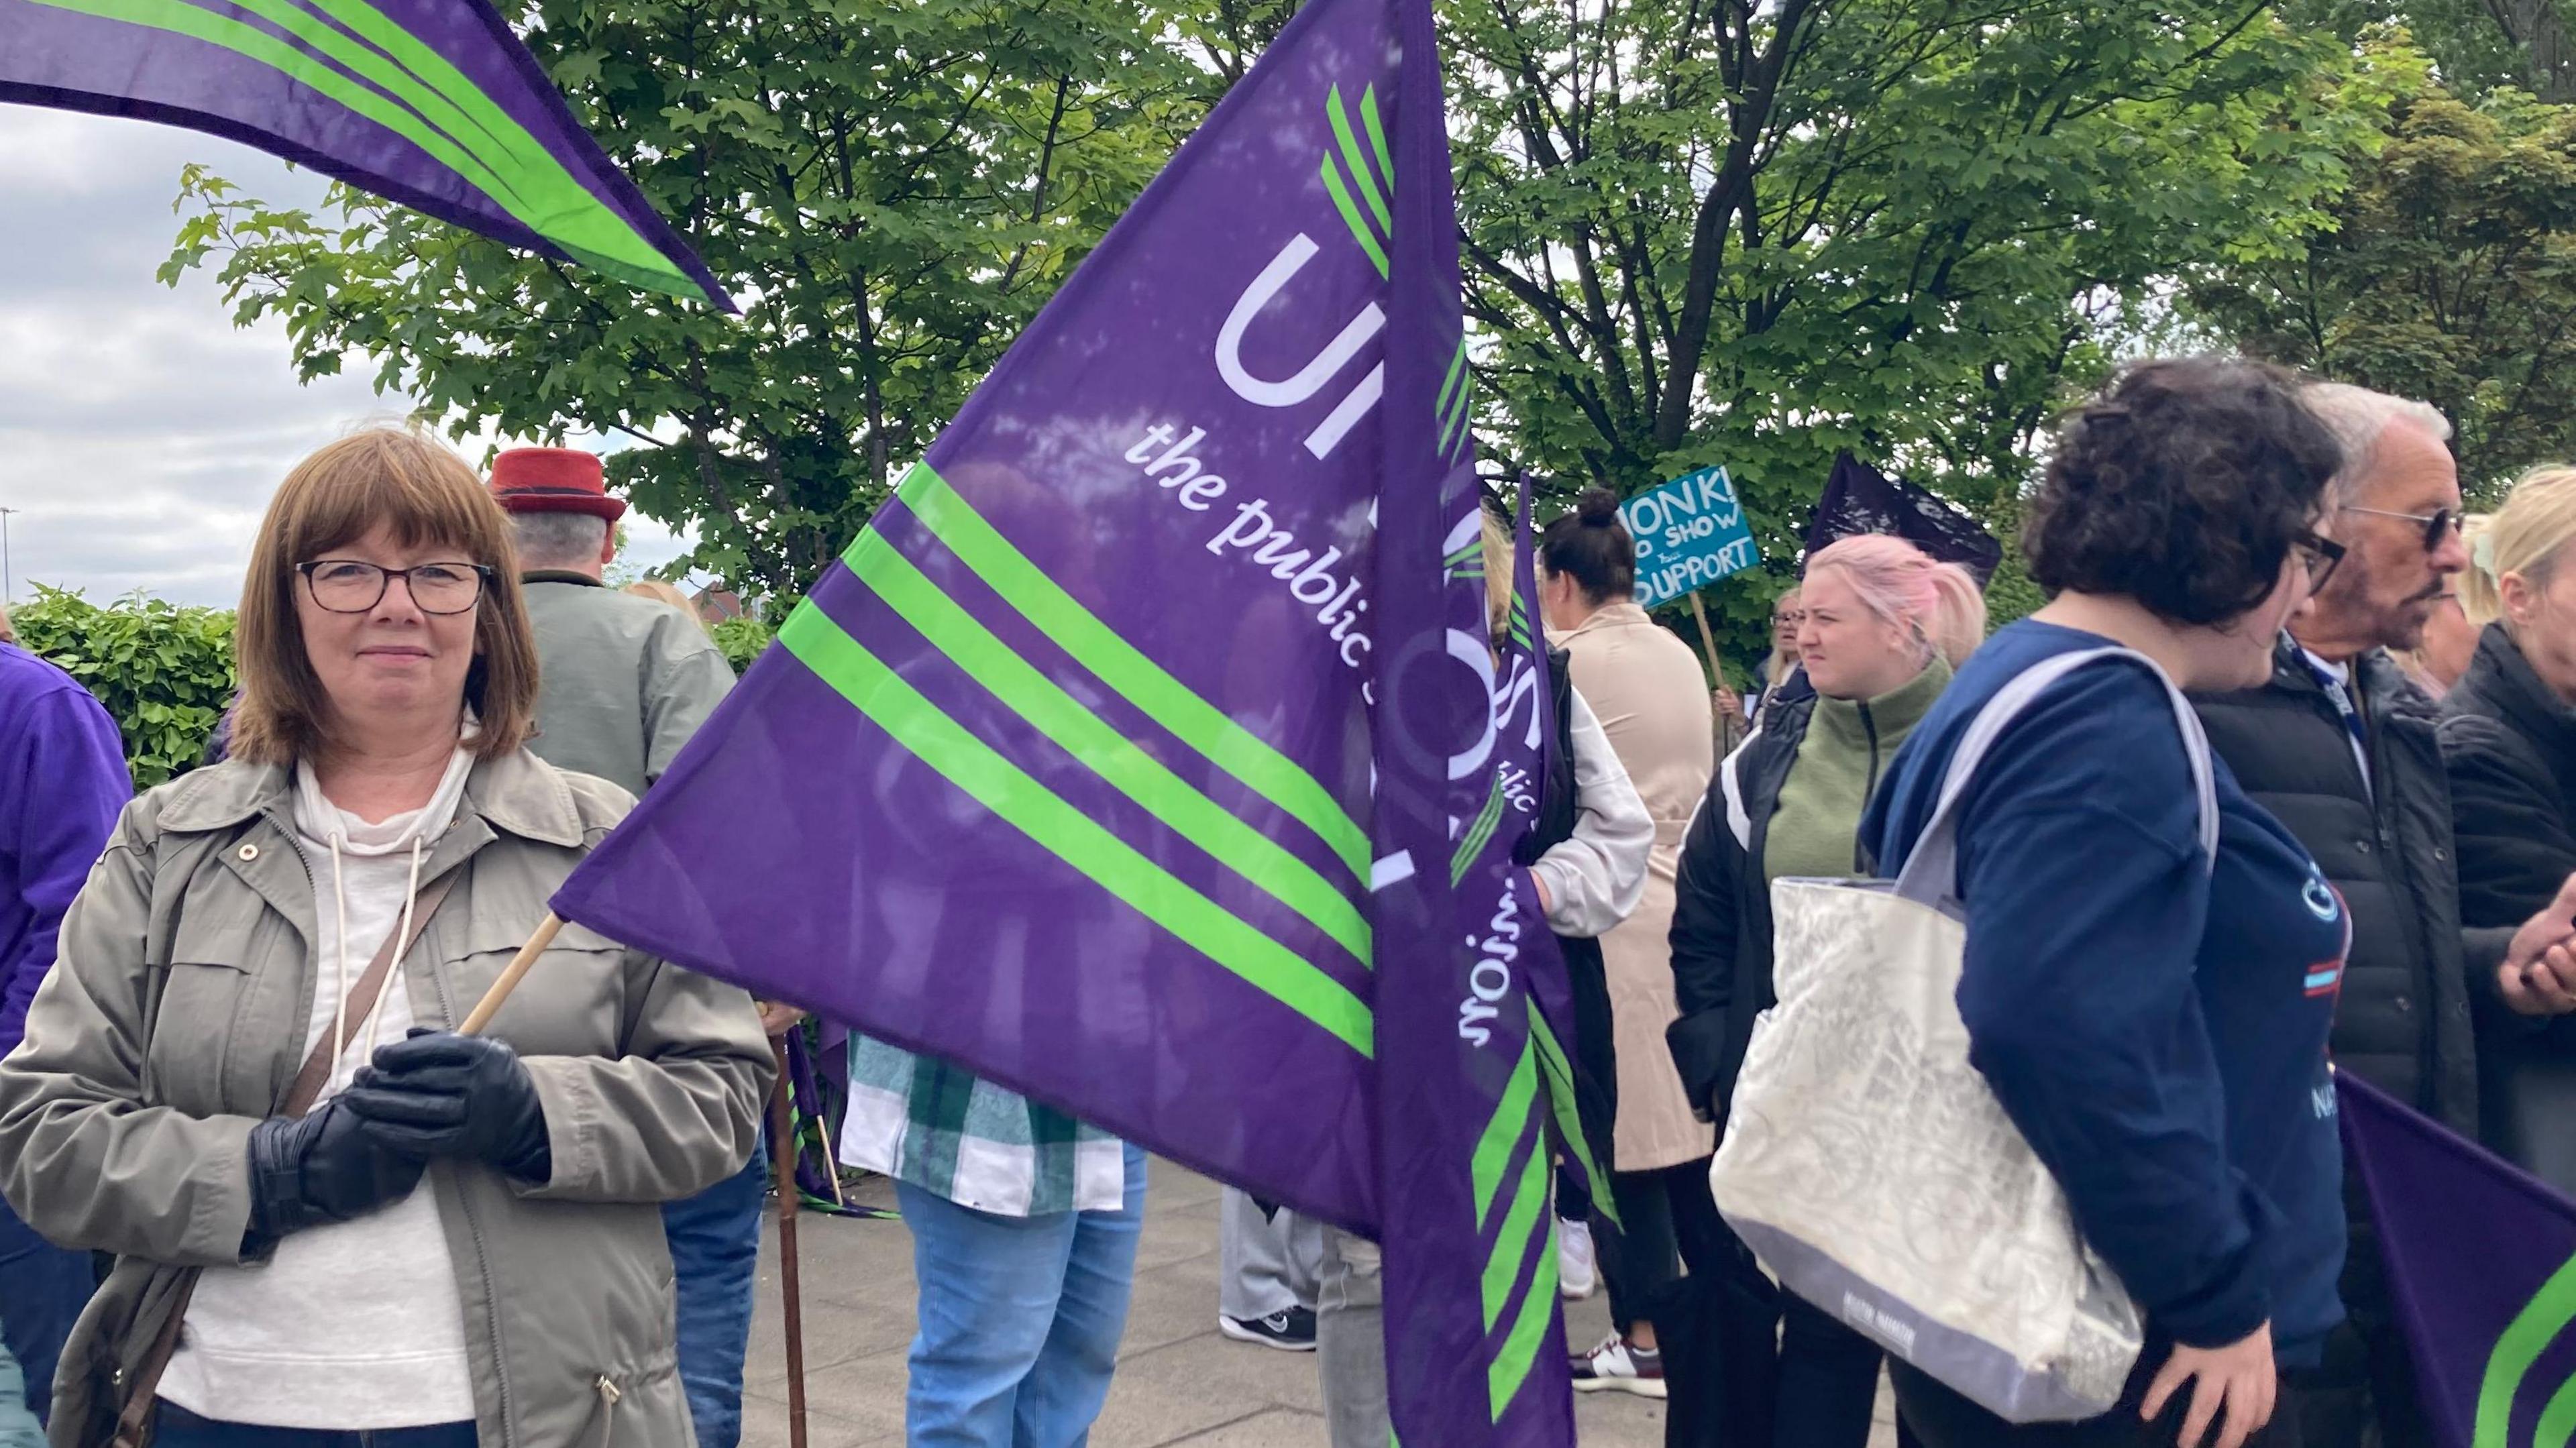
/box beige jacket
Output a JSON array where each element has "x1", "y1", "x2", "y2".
[
  {"x1": 1555, "y1": 602, "x2": 1717, "y2": 1171},
  {"x1": 0, "y1": 750, "x2": 771, "y2": 1447}
]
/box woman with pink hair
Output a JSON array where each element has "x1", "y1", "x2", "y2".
[{"x1": 1663, "y1": 532, "x2": 1982, "y2": 1447}]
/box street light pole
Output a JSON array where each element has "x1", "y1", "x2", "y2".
[{"x1": 0, "y1": 508, "x2": 15, "y2": 606}]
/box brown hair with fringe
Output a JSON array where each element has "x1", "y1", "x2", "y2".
[{"x1": 229, "y1": 429, "x2": 537, "y2": 766}]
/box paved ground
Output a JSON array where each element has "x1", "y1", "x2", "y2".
[
  {"x1": 0, "y1": 1161, "x2": 1890, "y2": 1447},
  {"x1": 742, "y1": 1163, "x2": 1900, "y2": 1448}
]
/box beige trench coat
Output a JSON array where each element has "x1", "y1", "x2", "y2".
[
  {"x1": 0, "y1": 750, "x2": 771, "y2": 1447},
  {"x1": 1555, "y1": 602, "x2": 1717, "y2": 1172}
]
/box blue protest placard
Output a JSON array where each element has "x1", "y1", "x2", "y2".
[{"x1": 1618, "y1": 466, "x2": 1760, "y2": 608}]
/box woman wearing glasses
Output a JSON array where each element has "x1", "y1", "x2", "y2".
[
  {"x1": 0, "y1": 429, "x2": 771, "y2": 1447},
  {"x1": 1862, "y1": 359, "x2": 2351, "y2": 1448}
]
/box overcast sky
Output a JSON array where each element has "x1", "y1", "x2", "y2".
[{"x1": 0, "y1": 109, "x2": 692, "y2": 610}]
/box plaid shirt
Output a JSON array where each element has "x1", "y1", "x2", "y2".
[{"x1": 838, "y1": 1036, "x2": 1127, "y2": 1216}]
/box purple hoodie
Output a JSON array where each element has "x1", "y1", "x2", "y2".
[{"x1": 0, "y1": 643, "x2": 129, "y2": 1058}]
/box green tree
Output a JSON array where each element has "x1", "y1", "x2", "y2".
[
  {"x1": 1443, "y1": 0, "x2": 2394, "y2": 653},
  {"x1": 164, "y1": 0, "x2": 1205, "y2": 603},
  {"x1": 2188, "y1": 74, "x2": 2576, "y2": 496}
]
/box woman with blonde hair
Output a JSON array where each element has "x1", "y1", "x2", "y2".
[
  {"x1": 1665, "y1": 531, "x2": 1976, "y2": 1447},
  {"x1": 0, "y1": 428, "x2": 771, "y2": 1447},
  {"x1": 2405, "y1": 513, "x2": 2494, "y2": 695},
  {"x1": 2443, "y1": 467, "x2": 2576, "y2": 1188}
]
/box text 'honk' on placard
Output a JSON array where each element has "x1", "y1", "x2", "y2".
[{"x1": 1616, "y1": 466, "x2": 1760, "y2": 608}]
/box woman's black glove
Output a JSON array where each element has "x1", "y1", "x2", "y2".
[
  {"x1": 244, "y1": 1099, "x2": 426, "y2": 1250},
  {"x1": 343, "y1": 1029, "x2": 553, "y2": 1182}
]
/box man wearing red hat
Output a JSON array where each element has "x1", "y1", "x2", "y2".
[{"x1": 489, "y1": 445, "x2": 764, "y2": 1448}]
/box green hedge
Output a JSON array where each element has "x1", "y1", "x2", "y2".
[{"x1": 12, "y1": 587, "x2": 237, "y2": 789}]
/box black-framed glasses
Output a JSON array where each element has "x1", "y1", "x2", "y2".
[
  {"x1": 2293, "y1": 531, "x2": 2347, "y2": 591},
  {"x1": 297, "y1": 559, "x2": 492, "y2": 614},
  {"x1": 2339, "y1": 504, "x2": 2461, "y2": 553}
]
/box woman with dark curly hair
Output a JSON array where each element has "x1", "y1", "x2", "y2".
[{"x1": 1856, "y1": 359, "x2": 2353, "y2": 1448}]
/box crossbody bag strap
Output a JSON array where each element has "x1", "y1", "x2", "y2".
[
  {"x1": 1891, "y1": 647, "x2": 2218, "y2": 909},
  {"x1": 279, "y1": 868, "x2": 460, "y2": 1119},
  {"x1": 111, "y1": 867, "x2": 461, "y2": 1448}
]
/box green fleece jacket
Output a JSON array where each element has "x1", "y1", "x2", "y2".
[{"x1": 1763, "y1": 655, "x2": 1951, "y2": 883}]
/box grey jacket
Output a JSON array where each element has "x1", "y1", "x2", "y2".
[
  {"x1": 521, "y1": 574, "x2": 735, "y2": 795},
  {"x1": 0, "y1": 750, "x2": 771, "y2": 1447}
]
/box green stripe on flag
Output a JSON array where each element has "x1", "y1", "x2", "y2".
[
  {"x1": 1450, "y1": 771, "x2": 1509, "y2": 885},
  {"x1": 2479, "y1": 1250, "x2": 2576, "y2": 1446},
  {"x1": 777, "y1": 604, "x2": 1373, "y2": 1058},
  {"x1": 1529, "y1": 1003, "x2": 1619, "y2": 1231},
  {"x1": 896, "y1": 463, "x2": 1372, "y2": 881},
  {"x1": 1320, "y1": 155, "x2": 1391, "y2": 280},
  {"x1": 1470, "y1": 1045, "x2": 1540, "y2": 1221},
  {"x1": 1480, "y1": 1118, "x2": 1547, "y2": 1330},
  {"x1": 1436, "y1": 339, "x2": 1469, "y2": 420},
  {"x1": 1489, "y1": 1213, "x2": 1562, "y2": 1420},
  {"x1": 31, "y1": 0, "x2": 709, "y2": 302},
  {"x1": 846, "y1": 530, "x2": 1371, "y2": 967},
  {"x1": 1328, "y1": 86, "x2": 1392, "y2": 234},
  {"x1": 1358, "y1": 87, "x2": 1395, "y2": 196}
]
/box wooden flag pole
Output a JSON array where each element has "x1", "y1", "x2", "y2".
[
  {"x1": 1684, "y1": 590, "x2": 1728, "y2": 688},
  {"x1": 769, "y1": 1036, "x2": 810, "y2": 1448},
  {"x1": 457, "y1": 912, "x2": 563, "y2": 1036}
]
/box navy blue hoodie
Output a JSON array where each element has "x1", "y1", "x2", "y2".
[{"x1": 1861, "y1": 621, "x2": 2349, "y2": 1363}]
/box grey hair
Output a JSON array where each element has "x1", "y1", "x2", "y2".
[
  {"x1": 2302, "y1": 382, "x2": 2453, "y2": 506},
  {"x1": 511, "y1": 510, "x2": 611, "y2": 568}
]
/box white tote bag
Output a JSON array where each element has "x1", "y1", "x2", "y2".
[{"x1": 1707, "y1": 646, "x2": 2217, "y2": 1423}]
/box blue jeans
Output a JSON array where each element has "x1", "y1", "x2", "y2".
[
  {"x1": 896, "y1": 1144, "x2": 1147, "y2": 1448},
  {"x1": 0, "y1": 1194, "x2": 92, "y2": 1427},
  {"x1": 150, "y1": 1403, "x2": 473, "y2": 1446},
  {"x1": 662, "y1": 1147, "x2": 769, "y2": 1448}
]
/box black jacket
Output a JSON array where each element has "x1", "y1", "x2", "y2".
[
  {"x1": 1664, "y1": 671, "x2": 1817, "y2": 1121},
  {"x1": 2440, "y1": 624, "x2": 2576, "y2": 1178},
  {"x1": 2191, "y1": 642, "x2": 2480, "y2": 1135}
]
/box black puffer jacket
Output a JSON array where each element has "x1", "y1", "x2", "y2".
[
  {"x1": 1663, "y1": 671, "x2": 1815, "y2": 1121},
  {"x1": 2440, "y1": 624, "x2": 2576, "y2": 1184},
  {"x1": 2192, "y1": 641, "x2": 2479, "y2": 1133}
]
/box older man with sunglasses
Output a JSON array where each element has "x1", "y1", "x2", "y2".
[{"x1": 2188, "y1": 383, "x2": 2576, "y2": 1448}]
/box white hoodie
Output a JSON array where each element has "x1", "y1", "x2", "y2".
[{"x1": 159, "y1": 747, "x2": 479, "y2": 1429}]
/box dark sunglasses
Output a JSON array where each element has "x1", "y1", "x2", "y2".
[{"x1": 2339, "y1": 504, "x2": 2461, "y2": 553}]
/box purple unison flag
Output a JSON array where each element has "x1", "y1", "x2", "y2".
[
  {"x1": 1807, "y1": 451, "x2": 2004, "y2": 583},
  {"x1": 2339, "y1": 1070, "x2": 2576, "y2": 1448},
  {"x1": 554, "y1": 0, "x2": 1407, "y2": 1225},
  {"x1": 1, "y1": 0, "x2": 728, "y2": 307}
]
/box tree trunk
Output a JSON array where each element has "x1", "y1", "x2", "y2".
[{"x1": 2485, "y1": 0, "x2": 2576, "y2": 103}]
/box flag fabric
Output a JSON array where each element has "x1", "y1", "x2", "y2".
[
  {"x1": 553, "y1": 0, "x2": 1395, "y2": 1235},
  {"x1": 1807, "y1": 452, "x2": 2004, "y2": 583},
  {"x1": 550, "y1": 0, "x2": 1583, "y2": 1431},
  {"x1": 1, "y1": 0, "x2": 729, "y2": 307},
  {"x1": 2338, "y1": 1070, "x2": 2576, "y2": 1447}
]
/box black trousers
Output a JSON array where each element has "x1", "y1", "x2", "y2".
[
  {"x1": 1893, "y1": 1348, "x2": 2305, "y2": 1448},
  {"x1": 1594, "y1": 1160, "x2": 1729, "y2": 1335},
  {"x1": 1660, "y1": 1219, "x2": 1922, "y2": 1448}
]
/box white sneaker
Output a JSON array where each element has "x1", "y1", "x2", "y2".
[
  {"x1": 1569, "y1": 1333, "x2": 1666, "y2": 1398},
  {"x1": 1557, "y1": 1217, "x2": 1597, "y2": 1300}
]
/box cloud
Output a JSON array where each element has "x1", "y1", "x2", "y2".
[{"x1": 0, "y1": 111, "x2": 695, "y2": 608}]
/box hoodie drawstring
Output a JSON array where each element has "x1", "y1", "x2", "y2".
[{"x1": 325, "y1": 832, "x2": 427, "y2": 1084}]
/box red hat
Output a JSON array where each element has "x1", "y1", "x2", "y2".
[{"x1": 488, "y1": 447, "x2": 626, "y2": 522}]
